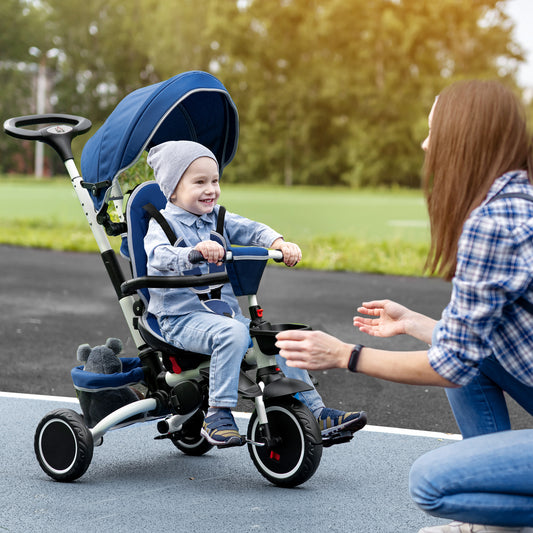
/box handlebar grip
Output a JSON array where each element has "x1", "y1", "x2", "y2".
[
  {"x1": 272, "y1": 249, "x2": 284, "y2": 263},
  {"x1": 188, "y1": 250, "x2": 205, "y2": 264}
]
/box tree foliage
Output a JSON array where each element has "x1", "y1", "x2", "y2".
[
  {"x1": 0, "y1": 0, "x2": 50, "y2": 173},
  {"x1": 0, "y1": 0, "x2": 525, "y2": 186}
]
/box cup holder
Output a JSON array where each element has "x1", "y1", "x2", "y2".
[{"x1": 250, "y1": 323, "x2": 311, "y2": 355}]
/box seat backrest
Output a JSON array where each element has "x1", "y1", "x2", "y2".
[
  {"x1": 126, "y1": 180, "x2": 167, "y2": 306},
  {"x1": 125, "y1": 179, "x2": 213, "y2": 368}
]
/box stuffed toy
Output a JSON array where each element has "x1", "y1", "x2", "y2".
[{"x1": 76, "y1": 338, "x2": 141, "y2": 428}]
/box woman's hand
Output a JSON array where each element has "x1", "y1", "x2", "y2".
[
  {"x1": 354, "y1": 300, "x2": 437, "y2": 344},
  {"x1": 275, "y1": 329, "x2": 352, "y2": 370},
  {"x1": 271, "y1": 238, "x2": 302, "y2": 267},
  {"x1": 353, "y1": 300, "x2": 411, "y2": 338}
]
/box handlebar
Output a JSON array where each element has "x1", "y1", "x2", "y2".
[
  {"x1": 121, "y1": 272, "x2": 230, "y2": 297},
  {"x1": 121, "y1": 249, "x2": 284, "y2": 297},
  {"x1": 4, "y1": 113, "x2": 92, "y2": 161},
  {"x1": 188, "y1": 249, "x2": 284, "y2": 263}
]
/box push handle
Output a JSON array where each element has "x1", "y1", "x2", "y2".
[{"x1": 3, "y1": 113, "x2": 92, "y2": 161}]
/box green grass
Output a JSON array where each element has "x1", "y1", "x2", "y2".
[
  {"x1": 221, "y1": 184, "x2": 429, "y2": 244},
  {"x1": 0, "y1": 176, "x2": 431, "y2": 276}
]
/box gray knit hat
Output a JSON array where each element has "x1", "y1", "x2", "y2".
[{"x1": 147, "y1": 140, "x2": 219, "y2": 200}]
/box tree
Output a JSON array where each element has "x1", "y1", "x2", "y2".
[
  {"x1": 0, "y1": 0, "x2": 54, "y2": 173},
  {"x1": 1, "y1": 0, "x2": 525, "y2": 186},
  {"x1": 207, "y1": 0, "x2": 522, "y2": 187}
]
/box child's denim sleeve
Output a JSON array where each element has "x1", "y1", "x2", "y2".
[
  {"x1": 144, "y1": 219, "x2": 193, "y2": 274},
  {"x1": 224, "y1": 211, "x2": 282, "y2": 247}
]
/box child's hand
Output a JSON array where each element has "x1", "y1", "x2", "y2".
[
  {"x1": 194, "y1": 241, "x2": 225, "y2": 265},
  {"x1": 271, "y1": 238, "x2": 302, "y2": 267}
]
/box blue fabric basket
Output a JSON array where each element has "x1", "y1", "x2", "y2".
[
  {"x1": 71, "y1": 357, "x2": 145, "y2": 393},
  {"x1": 71, "y1": 358, "x2": 145, "y2": 428}
]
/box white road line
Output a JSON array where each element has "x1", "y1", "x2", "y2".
[{"x1": 1, "y1": 390, "x2": 461, "y2": 441}]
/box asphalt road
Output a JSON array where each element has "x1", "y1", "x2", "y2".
[
  {"x1": 0, "y1": 394, "x2": 455, "y2": 533},
  {"x1": 1, "y1": 244, "x2": 531, "y2": 434}
]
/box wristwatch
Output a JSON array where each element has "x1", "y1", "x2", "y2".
[{"x1": 348, "y1": 344, "x2": 363, "y2": 373}]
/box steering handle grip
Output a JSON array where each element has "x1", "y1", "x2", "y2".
[
  {"x1": 189, "y1": 249, "x2": 283, "y2": 264},
  {"x1": 188, "y1": 250, "x2": 205, "y2": 263},
  {"x1": 4, "y1": 113, "x2": 92, "y2": 161}
]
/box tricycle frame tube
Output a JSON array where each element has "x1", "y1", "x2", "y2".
[{"x1": 64, "y1": 159, "x2": 144, "y2": 347}]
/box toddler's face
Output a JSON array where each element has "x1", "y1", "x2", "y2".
[{"x1": 170, "y1": 157, "x2": 220, "y2": 215}]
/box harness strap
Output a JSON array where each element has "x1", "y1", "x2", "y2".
[
  {"x1": 143, "y1": 203, "x2": 229, "y2": 312},
  {"x1": 486, "y1": 192, "x2": 533, "y2": 314},
  {"x1": 216, "y1": 205, "x2": 226, "y2": 236},
  {"x1": 143, "y1": 203, "x2": 178, "y2": 245},
  {"x1": 211, "y1": 206, "x2": 226, "y2": 300}
]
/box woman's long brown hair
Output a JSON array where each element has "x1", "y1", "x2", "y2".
[{"x1": 423, "y1": 80, "x2": 533, "y2": 281}]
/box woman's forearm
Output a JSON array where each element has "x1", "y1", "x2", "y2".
[
  {"x1": 276, "y1": 329, "x2": 458, "y2": 388},
  {"x1": 356, "y1": 346, "x2": 456, "y2": 387},
  {"x1": 404, "y1": 312, "x2": 438, "y2": 345}
]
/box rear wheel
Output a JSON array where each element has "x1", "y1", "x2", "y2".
[
  {"x1": 247, "y1": 398, "x2": 322, "y2": 487},
  {"x1": 34, "y1": 409, "x2": 93, "y2": 482},
  {"x1": 170, "y1": 410, "x2": 213, "y2": 456}
]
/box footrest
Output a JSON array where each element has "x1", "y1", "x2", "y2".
[{"x1": 322, "y1": 430, "x2": 354, "y2": 448}]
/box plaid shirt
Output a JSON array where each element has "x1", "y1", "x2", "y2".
[{"x1": 429, "y1": 170, "x2": 533, "y2": 386}]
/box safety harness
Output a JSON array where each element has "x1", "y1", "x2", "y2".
[{"x1": 143, "y1": 203, "x2": 235, "y2": 317}]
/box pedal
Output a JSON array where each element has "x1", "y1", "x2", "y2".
[
  {"x1": 215, "y1": 435, "x2": 247, "y2": 448},
  {"x1": 321, "y1": 430, "x2": 354, "y2": 448},
  {"x1": 245, "y1": 438, "x2": 266, "y2": 447}
]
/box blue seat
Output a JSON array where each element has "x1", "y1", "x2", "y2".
[{"x1": 125, "y1": 180, "x2": 210, "y2": 372}]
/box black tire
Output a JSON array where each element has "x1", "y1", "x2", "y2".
[
  {"x1": 34, "y1": 409, "x2": 94, "y2": 482},
  {"x1": 169, "y1": 410, "x2": 213, "y2": 456},
  {"x1": 247, "y1": 398, "x2": 322, "y2": 487}
]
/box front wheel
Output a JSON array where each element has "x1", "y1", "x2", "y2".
[
  {"x1": 34, "y1": 409, "x2": 94, "y2": 481},
  {"x1": 247, "y1": 398, "x2": 322, "y2": 487}
]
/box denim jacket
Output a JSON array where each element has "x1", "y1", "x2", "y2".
[{"x1": 144, "y1": 203, "x2": 282, "y2": 318}]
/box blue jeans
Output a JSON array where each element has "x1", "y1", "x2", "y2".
[
  {"x1": 409, "y1": 429, "x2": 533, "y2": 526},
  {"x1": 445, "y1": 355, "x2": 533, "y2": 438},
  {"x1": 159, "y1": 312, "x2": 324, "y2": 412}
]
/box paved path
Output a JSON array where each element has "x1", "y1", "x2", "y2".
[
  {"x1": 2, "y1": 245, "x2": 531, "y2": 533},
  {"x1": 0, "y1": 393, "x2": 454, "y2": 533},
  {"x1": 1, "y1": 245, "x2": 530, "y2": 433}
]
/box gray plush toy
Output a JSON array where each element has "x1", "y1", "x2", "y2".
[
  {"x1": 76, "y1": 338, "x2": 139, "y2": 428},
  {"x1": 77, "y1": 337, "x2": 124, "y2": 374}
]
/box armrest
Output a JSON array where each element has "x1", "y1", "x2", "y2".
[{"x1": 121, "y1": 272, "x2": 229, "y2": 297}]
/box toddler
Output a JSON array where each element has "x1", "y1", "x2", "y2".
[{"x1": 144, "y1": 140, "x2": 366, "y2": 447}]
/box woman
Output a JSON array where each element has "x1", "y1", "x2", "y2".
[{"x1": 276, "y1": 80, "x2": 533, "y2": 532}]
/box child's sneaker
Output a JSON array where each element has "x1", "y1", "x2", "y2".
[
  {"x1": 418, "y1": 522, "x2": 527, "y2": 532},
  {"x1": 201, "y1": 409, "x2": 245, "y2": 448},
  {"x1": 317, "y1": 408, "x2": 367, "y2": 440}
]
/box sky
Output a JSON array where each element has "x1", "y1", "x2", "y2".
[{"x1": 504, "y1": 0, "x2": 533, "y2": 88}]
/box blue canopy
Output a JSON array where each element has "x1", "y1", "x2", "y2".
[{"x1": 80, "y1": 71, "x2": 239, "y2": 210}]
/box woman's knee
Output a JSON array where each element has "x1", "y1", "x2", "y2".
[{"x1": 409, "y1": 452, "x2": 445, "y2": 513}]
